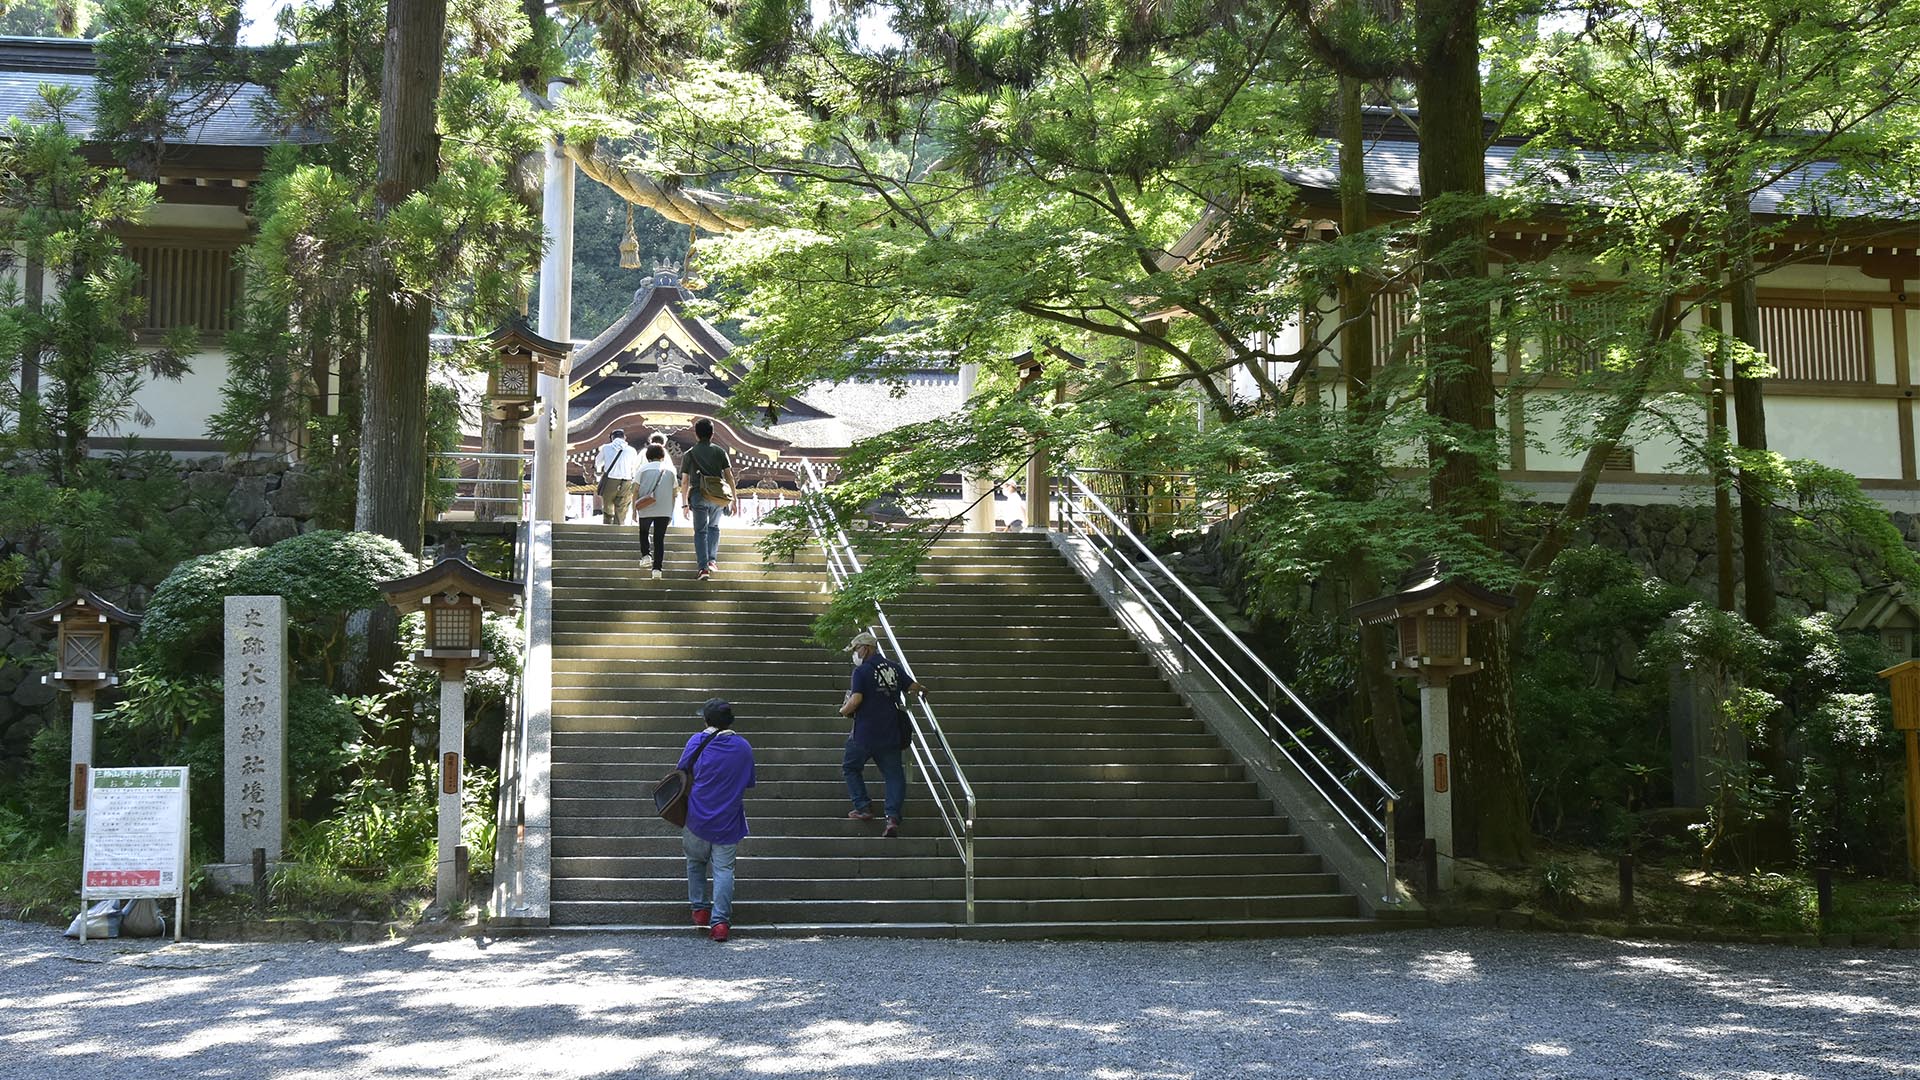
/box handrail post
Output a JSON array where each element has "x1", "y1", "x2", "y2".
[
  {"x1": 798, "y1": 457, "x2": 978, "y2": 925},
  {"x1": 1056, "y1": 467, "x2": 1398, "y2": 880}
]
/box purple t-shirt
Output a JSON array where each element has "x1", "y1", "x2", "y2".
[{"x1": 677, "y1": 729, "x2": 755, "y2": 844}]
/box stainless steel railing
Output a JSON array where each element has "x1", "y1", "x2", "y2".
[
  {"x1": 434, "y1": 450, "x2": 533, "y2": 521},
  {"x1": 1056, "y1": 469, "x2": 1401, "y2": 879},
  {"x1": 492, "y1": 518, "x2": 552, "y2": 922},
  {"x1": 797, "y1": 458, "x2": 978, "y2": 924},
  {"x1": 1067, "y1": 467, "x2": 1224, "y2": 534}
]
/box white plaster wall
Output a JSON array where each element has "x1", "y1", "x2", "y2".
[
  {"x1": 1754, "y1": 264, "x2": 1889, "y2": 293},
  {"x1": 1874, "y1": 307, "x2": 1897, "y2": 384},
  {"x1": 136, "y1": 203, "x2": 250, "y2": 232},
  {"x1": 125, "y1": 347, "x2": 231, "y2": 443},
  {"x1": 1520, "y1": 388, "x2": 1699, "y2": 475},
  {"x1": 1738, "y1": 397, "x2": 1903, "y2": 480},
  {"x1": 1909, "y1": 308, "x2": 1920, "y2": 386}
]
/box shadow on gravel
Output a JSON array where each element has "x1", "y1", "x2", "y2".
[{"x1": 4, "y1": 926, "x2": 1918, "y2": 1079}]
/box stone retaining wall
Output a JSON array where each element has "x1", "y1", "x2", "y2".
[
  {"x1": 0, "y1": 458, "x2": 331, "y2": 784},
  {"x1": 1176, "y1": 501, "x2": 1919, "y2": 626}
]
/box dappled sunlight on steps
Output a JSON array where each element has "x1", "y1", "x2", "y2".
[{"x1": 543, "y1": 522, "x2": 1371, "y2": 937}]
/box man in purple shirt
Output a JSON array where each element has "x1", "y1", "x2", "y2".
[{"x1": 679, "y1": 698, "x2": 756, "y2": 942}]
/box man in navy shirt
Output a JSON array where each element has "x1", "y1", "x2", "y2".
[
  {"x1": 839, "y1": 631, "x2": 925, "y2": 838},
  {"x1": 678, "y1": 698, "x2": 756, "y2": 941}
]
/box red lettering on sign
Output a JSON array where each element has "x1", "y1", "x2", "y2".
[{"x1": 86, "y1": 870, "x2": 161, "y2": 888}]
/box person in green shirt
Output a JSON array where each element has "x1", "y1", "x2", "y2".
[{"x1": 678, "y1": 418, "x2": 738, "y2": 579}]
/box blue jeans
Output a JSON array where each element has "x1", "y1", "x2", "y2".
[
  {"x1": 843, "y1": 738, "x2": 906, "y2": 821},
  {"x1": 683, "y1": 831, "x2": 738, "y2": 925},
  {"x1": 691, "y1": 497, "x2": 723, "y2": 570}
]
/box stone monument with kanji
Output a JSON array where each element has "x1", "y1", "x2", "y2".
[{"x1": 223, "y1": 595, "x2": 288, "y2": 871}]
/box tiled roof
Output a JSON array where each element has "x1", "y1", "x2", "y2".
[
  {"x1": 1279, "y1": 137, "x2": 1903, "y2": 221},
  {"x1": 777, "y1": 373, "x2": 964, "y2": 446},
  {"x1": 0, "y1": 38, "x2": 308, "y2": 148}
]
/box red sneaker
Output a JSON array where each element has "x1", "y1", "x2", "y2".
[
  {"x1": 883, "y1": 818, "x2": 900, "y2": 838},
  {"x1": 710, "y1": 921, "x2": 730, "y2": 943},
  {"x1": 692, "y1": 908, "x2": 710, "y2": 927},
  {"x1": 847, "y1": 808, "x2": 875, "y2": 821}
]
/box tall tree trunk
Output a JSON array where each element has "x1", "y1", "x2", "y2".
[
  {"x1": 1416, "y1": 0, "x2": 1531, "y2": 863},
  {"x1": 1728, "y1": 246, "x2": 1776, "y2": 630},
  {"x1": 1708, "y1": 310, "x2": 1738, "y2": 612},
  {"x1": 21, "y1": 255, "x2": 40, "y2": 408},
  {"x1": 355, "y1": 0, "x2": 446, "y2": 556},
  {"x1": 1336, "y1": 75, "x2": 1415, "y2": 800},
  {"x1": 1727, "y1": 206, "x2": 1791, "y2": 861}
]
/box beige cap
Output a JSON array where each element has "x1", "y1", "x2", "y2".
[{"x1": 846, "y1": 631, "x2": 879, "y2": 652}]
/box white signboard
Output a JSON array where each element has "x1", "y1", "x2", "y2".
[{"x1": 81, "y1": 766, "x2": 189, "y2": 941}]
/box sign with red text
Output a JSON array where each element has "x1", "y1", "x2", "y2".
[{"x1": 82, "y1": 767, "x2": 189, "y2": 900}]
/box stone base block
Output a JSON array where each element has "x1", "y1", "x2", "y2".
[{"x1": 201, "y1": 861, "x2": 285, "y2": 895}]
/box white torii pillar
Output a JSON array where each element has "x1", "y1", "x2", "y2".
[
  {"x1": 533, "y1": 79, "x2": 576, "y2": 523},
  {"x1": 958, "y1": 362, "x2": 996, "y2": 533}
]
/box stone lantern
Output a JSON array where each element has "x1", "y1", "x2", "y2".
[
  {"x1": 482, "y1": 317, "x2": 571, "y2": 522},
  {"x1": 1842, "y1": 584, "x2": 1920, "y2": 661},
  {"x1": 484, "y1": 316, "x2": 567, "y2": 422},
  {"x1": 1351, "y1": 558, "x2": 1514, "y2": 889},
  {"x1": 26, "y1": 589, "x2": 140, "y2": 833},
  {"x1": 377, "y1": 542, "x2": 522, "y2": 907}
]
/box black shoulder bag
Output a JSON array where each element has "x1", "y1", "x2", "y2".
[{"x1": 654, "y1": 731, "x2": 721, "y2": 827}]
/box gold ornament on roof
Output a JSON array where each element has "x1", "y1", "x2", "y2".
[{"x1": 619, "y1": 204, "x2": 643, "y2": 270}]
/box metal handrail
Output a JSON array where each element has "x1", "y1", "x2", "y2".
[
  {"x1": 797, "y1": 458, "x2": 978, "y2": 924},
  {"x1": 434, "y1": 450, "x2": 534, "y2": 516},
  {"x1": 1056, "y1": 469, "x2": 1400, "y2": 876},
  {"x1": 493, "y1": 518, "x2": 550, "y2": 921}
]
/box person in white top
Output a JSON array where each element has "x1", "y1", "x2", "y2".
[
  {"x1": 633, "y1": 443, "x2": 678, "y2": 578},
  {"x1": 595, "y1": 430, "x2": 641, "y2": 525}
]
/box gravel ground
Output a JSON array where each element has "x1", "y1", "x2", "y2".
[{"x1": 2, "y1": 921, "x2": 1917, "y2": 1080}]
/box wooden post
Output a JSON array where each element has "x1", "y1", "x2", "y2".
[
  {"x1": 1878, "y1": 660, "x2": 1920, "y2": 880},
  {"x1": 1908, "y1": 730, "x2": 1920, "y2": 882},
  {"x1": 1419, "y1": 680, "x2": 1454, "y2": 890},
  {"x1": 68, "y1": 686, "x2": 94, "y2": 834},
  {"x1": 252, "y1": 847, "x2": 268, "y2": 915},
  {"x1": 438, "y1": 676, "x2": 466, "y2": 909}
]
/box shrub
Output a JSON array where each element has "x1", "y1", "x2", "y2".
[
  {"x1": 1537, "y1": 860, "x2": 1580, "y2": 914},
  {"x1": 132, "y1": 530, "x2": 417, "y2": 679},
  {"x1": 134, "y1": 546, "x2": 265, "y2": 668},
  {"x1": 1514, "y1": 546, "x2": 1691, "y2": 840}
]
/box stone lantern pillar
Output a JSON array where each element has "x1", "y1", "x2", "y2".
[
  {"x1": 1351, "y1": 559, "x2": 1514, "y2": 890},
  {"x1": 377, "y1": 543, "x2": 522, "y2": 908},
  {"x1": 483, "y1": 317, "x2": 571, "y2": 521},
  {"x1": 26, "y1": 590, "x2": 140, "y2": 834}
]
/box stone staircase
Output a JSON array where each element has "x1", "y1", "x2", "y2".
[{"x1": 546, "y1": 522, "x2": 1374, "y2": 936}]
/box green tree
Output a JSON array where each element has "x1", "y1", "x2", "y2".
[
  {"x1": 0, "y1": 85, "x2": 191, "y2": 487},
  {"x1": 204, "y1": 0, "x2": 546, "y2": 549}
]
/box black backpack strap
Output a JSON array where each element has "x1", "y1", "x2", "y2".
[{"x1": 682, "y1": 730, "x2": 722, "y2": 777}]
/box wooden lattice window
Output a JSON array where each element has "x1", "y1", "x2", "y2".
[
  {"x1": 126, "y1": 240, "x2": 243, "y2": 336},
  {"x1": 432, "y1": 607, "x2": 473, "y2": 651},
  {"x1": 1370, "y1": 290, "x2": 1419, "y2": 367},
  {"x1": 1542, "y1": 294, "x2": 1632, "y2": 374},
  {"x1": 62, "y1": 630, "x2": 103, "y2": 672},
  {"x1": 1601, "y1": 446, "x2": 1636, "y2": 472},
  {"x1": 1755, "y1": 302, "x2": 1870, "y2": 382}
]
